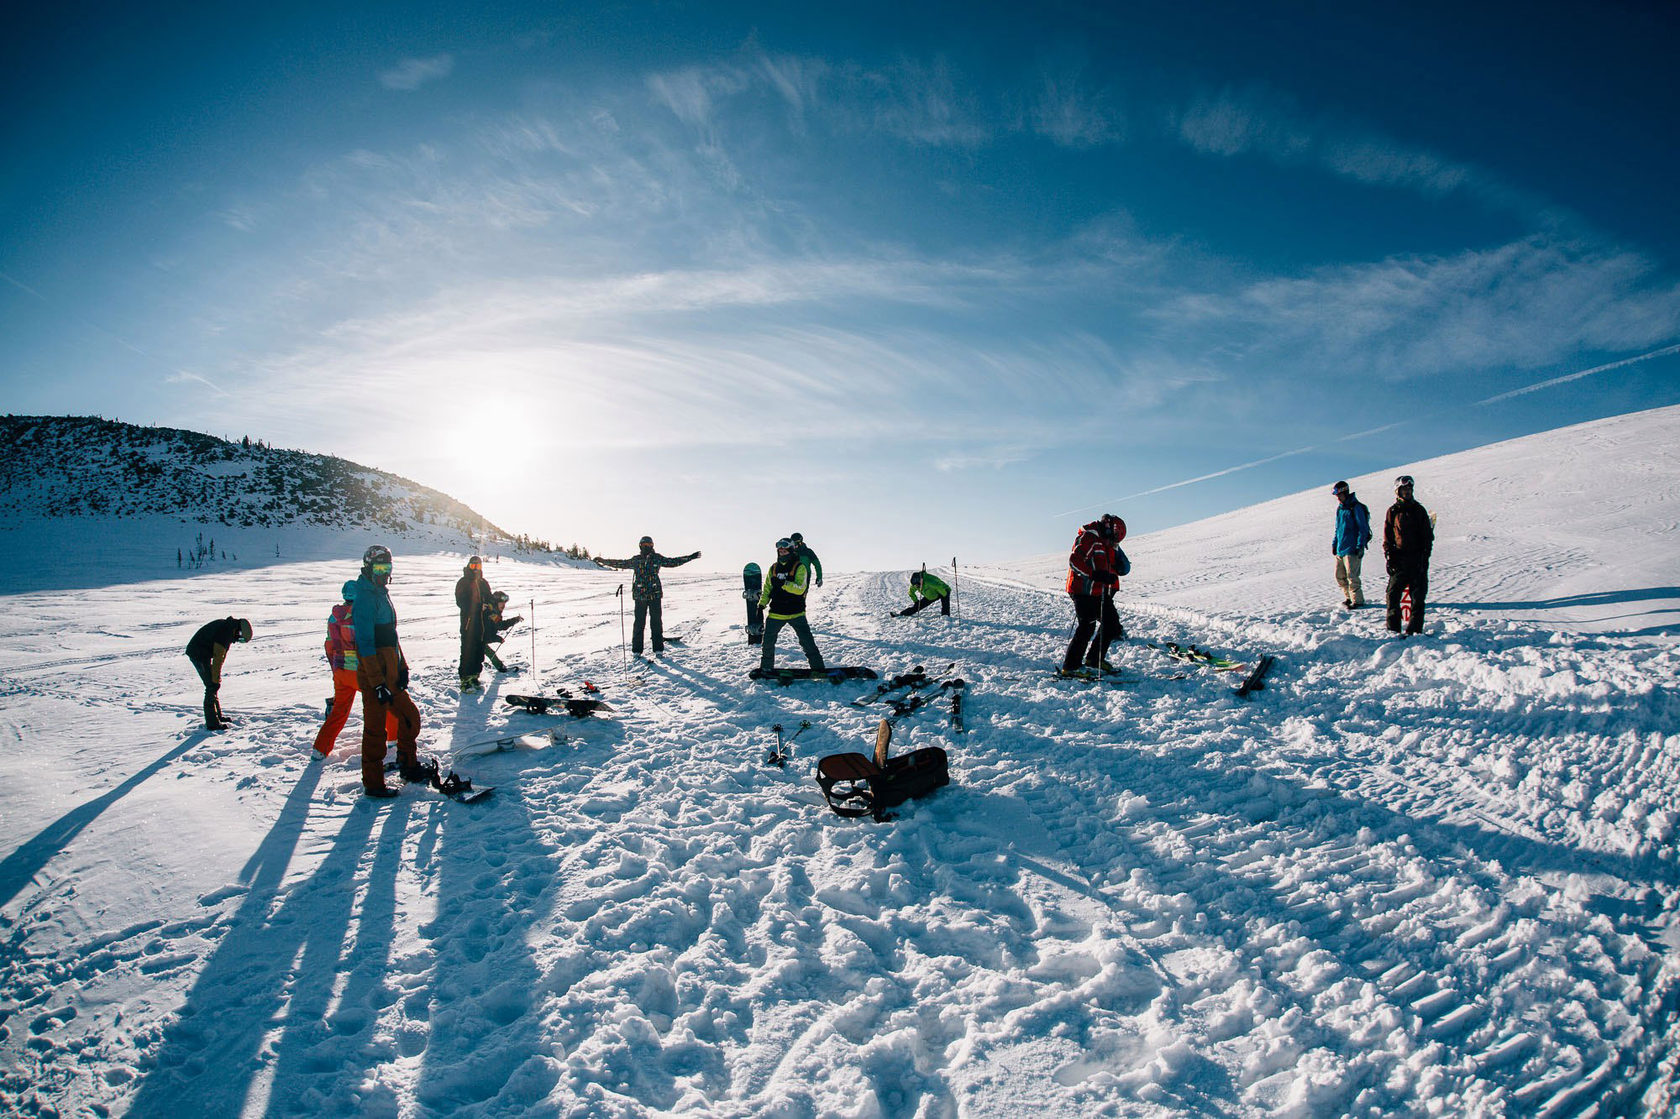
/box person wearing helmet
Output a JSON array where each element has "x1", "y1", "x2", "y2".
[
  {"x1": 477, "y1": 590, "x2": 523, "y2": 674},
  {"x1": 1059, "y1": 513, "x2": 1130, "y2": 678},
  {"x1": 757, "y1": 537, "x2": 826, "y2": 673},
  {"x1": 594, "y1": 535, "x2": 702, "y2": 655},
  {"x1": 1382, "y1": 475, "x2": 1434, "y2": 635},
  {"x1": 352, "y1": 545, "x2": 426, "y2": 798},
  {"x1": 1331, "y1": 480, "x2": 1373, "y2": 610},
  {"x1": 788, "y1": 532, "x2": 823, "y2": 588},
  {"x1": 184, "y1": 616, "x2": 252, "y2": 730},
  {"x1": 313, "y1": 580, "x2": 396, "y2": 757},
  {"x1": 454, "y1": 555, "x2": 496, "y2": 689},
  {"x1": 899, "y1": 568, "x2": 952, "y2": 616}
]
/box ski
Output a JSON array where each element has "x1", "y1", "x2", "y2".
[
  {"x1": 1148, "y1": 641, "x2": 1244, "y2": 671},
  {"x1": 749, "y1": 666, "x2": 878, "y2": 685},
  {"x1": 504, "y1": 684, "x2": 612, "y2": 717},
  {"x1": 1234, "y1": 654, "x2": 1275, "y2": 697},
  {"x1": 884, "y1": 677, "x2": 966, "y2": 721},
  {"x1": 849, "y1": 665, "x2": 933, "y2": 706}
]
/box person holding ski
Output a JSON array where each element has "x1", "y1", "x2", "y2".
[
  {"x1": 758, "y1": 537, "x2": 826, "y2": 674},
  {"x1": 1383, "y1": 475, "x2": 1434, "y2": 635},
  {"x1": 1059, "y1": 513, "x2": 1129, "y2": 678},
  {"x1": 789, "y1": 532, "x2": 822, "y2": 588},
  {"x1": 594, "y1": 536, "x2": 701, "y2": 656},
  {"x1": 184, "y1": 616, "x2": 252, "y2": 730},
  {"x1": 353, "y1": 544, "x2": 427, "y2": 798},
  {"x1": 454, "y1": 555, "x2": 494, "y2": 689},
  {"x1": 314, "y1": 580, "x2": 395, "y2": 757},
  {"x1": 900, "y1": 569, "x2": 952, "y2": 616},
  {"x1": 1331, "y1": 480, "x2": 1373, "y2": 609}
]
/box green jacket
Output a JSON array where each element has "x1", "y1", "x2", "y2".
[{"x1": 909, "y1": 572, "x2": 950, "y2": 602}]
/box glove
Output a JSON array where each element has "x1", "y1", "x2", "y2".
[
  {"x1": 771, "y1": 573, "x2": 789, "y2": 586},
  {"x1": 815, "y1": 577, "x2": 823, "y2": 587},
  {"x1": 397, "y1": 659, "x2": 409, "y2": 690},
  {"x1": 1099, "y1": 572, "x2": 1120, "y2": 589},
  {"x1": 375, "y1": 684, "x2": 393, "y2": 705}
]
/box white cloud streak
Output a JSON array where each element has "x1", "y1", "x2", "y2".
[{"x1": 380, "y1": 54, "x2": 455, "y2": 92}]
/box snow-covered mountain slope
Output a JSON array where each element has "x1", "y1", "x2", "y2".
[
  {"x1": 976, "y1": 402, "x2": 1680, "y2": 640},
  {"x1": 0, "y1": 415, "x2": 591, "y2": 591},
  {"x1": 2, "y1": 410, "x2": 1678, "y2": 1118}
]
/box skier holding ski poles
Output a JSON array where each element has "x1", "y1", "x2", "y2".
[
  {"x1": 594, "y1": 536, "x2": 701, "y2": 656},
  {"x1": 1059, "y1": 513, "x2": 1129, "y2": 679}
]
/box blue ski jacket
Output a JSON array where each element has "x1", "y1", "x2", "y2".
[{"x1": 1334, "y1": 496, "x2": 1372, "y2": 556}]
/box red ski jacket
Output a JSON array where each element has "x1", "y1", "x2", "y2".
[
  {"x1": 1066, "y1": 521, "x2": 1121, "y2": 596},
  {"x1": 324, "y1": 602, "x2": 359, "y2": 672}
]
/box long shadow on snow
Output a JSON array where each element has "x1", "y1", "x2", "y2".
[
  {"x1": 1440, "y1": 587, "x2": 1680, "y2": 612},
  {"x1": 0, "y1": 731, "x2": 206, "y2": 912}
]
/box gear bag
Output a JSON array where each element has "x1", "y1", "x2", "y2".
[{"x1": 816, "y1": 719, "x2": 949, "y2": 820}]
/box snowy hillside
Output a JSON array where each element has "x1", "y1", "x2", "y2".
[
  {"x1": 0, "y1": 415, "x2": 591, "y2": 590},
  {"x1": 2, "y1": 410, "x2": 1678, "y2": 1117}
]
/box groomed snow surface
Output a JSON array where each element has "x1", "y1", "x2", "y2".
[{"x1": 3, "y1": 405, "x2": 1680, "y2": 1118}]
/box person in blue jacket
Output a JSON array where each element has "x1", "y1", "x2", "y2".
[
  {"x1": 1331, "y1": 480, "x2": 1373, "y2": 609},
  {"x1": 352, "y1": 544, "x2": 426, "y2": 798}
]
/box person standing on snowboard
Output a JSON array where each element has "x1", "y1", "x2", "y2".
[
  {"x1": 184, "y1": 616, "x2": 252, "y2": 730},
  {"x1": 758, "y1": 537, "x2": 826, "y2": 673},
  {"x1": 594, "y1": 535, "x2": 701, "y2": 655},
  {"x1": 900, "y1": 569, "x2": 951, "y2": 616},
  {"x1": 1383, "y1": 475, "x2": 1434, "y2": 635},
  {"x1": 1331, "y1": 480, "x2": 1373, "y2": 609},
  {"x1": 454, "y1": 555, "x2": 494, "y2": 689},
  {"x1": 1059, "y1": 513, "x2": 1129, "y2": 678},
  {"x1": 353, "y1": 545, "x2": 429, "y2": 799}
]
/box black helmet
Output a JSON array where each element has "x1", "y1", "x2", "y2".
[
  {"x1": 493, "y1": 591, "x2": 509, "y2": 603},
  {"x1": 363, "y1": 544, "x2": 392, "y2": 567},
  {"x1": 910, "y1": 571, "x2": 923, "y2": 586},
  {"x1": 789, "y1": 532, "x2": 804, "y2": 544},
  {"x1": 467, "y1": 554, "x2": 482, "y2": 568},
  {"x1": 236, "y1": 618, "x2": 253, "y2": 643},
  {"x1": 639, "y1": 535, "x2": 654, "y2": 549},
  {"x1": 1331, "y1": 480, "x2": 1349, "y2": 496}
]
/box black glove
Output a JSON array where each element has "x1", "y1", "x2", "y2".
[
  {"x1": 396, "y1": 660, "x2": 409, "y2": 690},
  {"x1": 375, "y1": 684, "x2": 393, "y2": 705}
]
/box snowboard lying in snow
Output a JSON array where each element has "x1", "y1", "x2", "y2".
[
  {"x1": 503, "y1": 692, "x2": 612, "y2": 717},
  {"x1": 816, "y1": 719, "x2": 949, "y2": 820},
  {"x1": 748, "y1": 666, "x2": 877, "y2": 685}
]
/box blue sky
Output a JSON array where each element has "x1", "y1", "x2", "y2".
[{"x1": 4, "y1": 0, "x2": 1678, "y2": 569}]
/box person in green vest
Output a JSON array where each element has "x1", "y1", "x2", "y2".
[
  {"x1": 898, "y1": 569, "x2": 951, "y2": 616},
  {"x1": 757, "y1": 537, "x2": 826, "y2": 673}
]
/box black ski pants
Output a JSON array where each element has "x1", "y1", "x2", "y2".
[
  {"x1": 1386, "y1": 564, "x2": 1428, "y2": 634},
  {"x1": 632, "y1": 598, "x2": 664, "y2": 654},
  {"x1": 188, "y1": 653, "x2": 223, "y2": 727},
  {"x1": 1063, "y1": 592, "x2": 1123, "y2": 670},
  {"x1": 900, "y1": 594, "x2": 950, "y2": 616},
  {"x1": 760, "y1": 613, "x2": 824, "y2": 673},
  {"x1": 459, "y1": 614, "x2": 487, "y2": 678}
]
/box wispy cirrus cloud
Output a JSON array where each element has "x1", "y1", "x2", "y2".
[{"x1": 379, "y1": 54, "x2": 454, "y2": 92}]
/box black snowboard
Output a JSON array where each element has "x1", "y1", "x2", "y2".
[
  {"x1": 504, "y1": 694, "x2": 613, "y2": 717},
  {"x1": 1235, "y1": 655, "x2": 1275, "y2": 697},
  {"x1": 749, "y1": 666, "x2": 877, "y2": 685},
  {"x1": 743, "y1": 562, "x2": 765, "y2": 645}
]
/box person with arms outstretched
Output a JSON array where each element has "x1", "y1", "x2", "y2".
[{"x1": 594, "y1": 535, "x2": 701, "y2": 655}]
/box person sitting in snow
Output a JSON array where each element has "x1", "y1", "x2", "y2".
[
  {"x1": 184, "y1": 616, "x2": 252, "y2": 730},
  {"x1": 899, "y1": 568, "x2": 951, "y2": 616},
  {"x1": 1059, "y1": 513, "x2": 1129, "y2": 679},
  {"x1": 1331, "y1": 480, "x2": 1373, "y2": 610},
  {"x1": 758, "y1": 538, "x2": 826, "y2": 674}
]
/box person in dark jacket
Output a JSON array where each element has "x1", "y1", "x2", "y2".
[
  {"x1": 185, "y1": 616, "x2": 252, "y2": 730},
  {"x1": 758, "y1": 538, "x2": 826, "y2": 672},
  {"x1": 789, "y1": 531, "x2": 822, "y2": 588},
  {"x1": 353, "y1": 544, "x2": 425, "y2": 798},
  {"x1": 1060, "y1": 514, "x2": 1129, "y2": 678},
  {"x1": 1382, "y1": 475, "x2": 1435, "y2": 635},
  {"x1": 477, "y1": 591, "x2": 522, "y2": 674},
  {"x1": 454, "y1": 555, "x2": 494, "y2": 689},
  {"x1": 594, "y1": 536, "x2": 701, "y2": 655},
  {"x1": 1331, "y1": 480, "x2": 1373, "y2": 609},
  {"x1": 899, "y1": 569, "x2": 951, "y2": 616}
]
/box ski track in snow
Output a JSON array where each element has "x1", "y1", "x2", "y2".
[{"x1": 4, "y1": 408, "x2": 1680, "y2": 1117}]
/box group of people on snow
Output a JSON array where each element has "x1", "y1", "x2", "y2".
[{"x1": 186, "y1": 476, "x2": 1435, "y2": 798}]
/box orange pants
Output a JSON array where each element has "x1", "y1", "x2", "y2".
[
  {"x1": 358, "y1": 649, "x2": 420, "y2": 792},
  {"x1": 314, "y1": 667, "x2": 397, "y2": 757}
]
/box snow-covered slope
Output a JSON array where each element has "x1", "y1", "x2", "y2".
[
  {"x1": 978, "y1": 402, "x2": 1680, "y2": 639},
  {"x1": 2, "y1": 409, "x2": 1678, "y2": 1118}
]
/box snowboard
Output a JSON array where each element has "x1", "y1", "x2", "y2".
[
  {"x1": 749, "y1": 665, "x2": 878, "y2": 685},
  {"x1": 504, "y1": 693, "x2": 612, "y2": 718},
  {"x1": 1234, "y1": 655, "x2": 1275, "y2": 697},
  {"x1": 383, "y1": 760, "x2": 493, "y2": 802},
  {"x1": 743, "y1": 563, "x2": 765, "y2": 644}
]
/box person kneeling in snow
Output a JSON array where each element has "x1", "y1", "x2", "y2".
[{"x1": 899, "y1": 569, "x2": 951, "y2": 616}]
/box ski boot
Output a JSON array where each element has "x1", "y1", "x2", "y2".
[
  {"x1": 400, "y1": 755, "x2": 440, "y2": 786},
  {"x1": 1099, "y1": 660, "x2": 1121, "y2": 676},
  {"x1": 1056, "y1": 666, "x2": 1098, "y2": 681},
  {"x1": 459, "y1": 675, "x2": 482, "y2": 691}
]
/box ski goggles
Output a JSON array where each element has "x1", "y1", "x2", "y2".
[
  {"x1": 1395, "y1": 475, "x2": 1414, "y2": 488},
  {"x1": 370, "y1": 562, "x2": 393, "y2": 578}
]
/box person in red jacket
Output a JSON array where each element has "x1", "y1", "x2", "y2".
[
  {"x1": 1059, "y1": 513, "x2": 1130, "y2": 678},
  {"x1": 312, "y1": 580, "x2": 395, "y2": 757}
]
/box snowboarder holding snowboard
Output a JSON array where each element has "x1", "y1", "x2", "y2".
[
  {"x1": 1059, "y1": 514, "x2": 1129, "y2": 678},
  {"x1": 454, "y1": 555, "x2": 494, "y2": 689},
  {"x1": 1331, "y1": 480, "x2": 1373, "y2": 609},
  {"x1": 184, "y1": 616, "x2": 252, "y2": 730},
  {"x1": 900, "y1": 569, "x2": 951, "y2": 616},
  {"x1": 1383, "y1": 475, "x2": 1434, "y2": 635},
  {"x1": 594, "y1": 536, "x2": 701, "y2": 655},
  {"x1": 758, "y1": 538, "x2": 826, "y2": 673},
  {"x1": 353, "y1": 545, "x2": 427, "y2": 798},
  {"x1": 313, "y1": 580, "x2": 396, "y2": 757}
]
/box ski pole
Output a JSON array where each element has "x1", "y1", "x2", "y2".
[
  {"x1": 616, "y1": 584, "x2": 628, "y2": 675},
  {"x1": 530, "y1": 597, "x2": 538, "y2": 691},
  {"x1": 952, "y1": 555, "x2": 959, "y2": 621}
]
